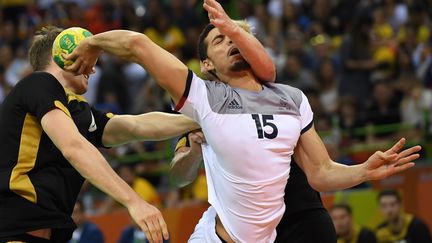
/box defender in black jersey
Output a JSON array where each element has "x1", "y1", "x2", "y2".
[{"x1": 0, "y1": 26, "x2": 198, "y2": 243}]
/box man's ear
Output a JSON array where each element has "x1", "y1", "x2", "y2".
[
  {"x1": 201, "y1": 58, "x2": 214, "y2": 73},
  {"x1": 200, "y1": 59, "x2": 217, "y2": 80}
]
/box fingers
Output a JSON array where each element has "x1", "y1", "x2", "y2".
[
  {"x1": 149, "y1": 219, "x2": 163, "y2": 243},
  {"x1": 159, "y1": 216, "x2": 169, "y2": 240},
  {"x1": 386, "y1": 138, "x2": 406, "y2": 154},
  {"x1": 204, "y1": 2, "x2": 219, "y2": 18},
  {"x1": 140, "y1": 223, "x2": 153, "y2": 243},
  {"x1": 390, "y1": 162, "x2": 415, "y2": 175},
  {"x1": 140, "y1": 217, "x2": 162, "y2": 243},
  {"x1": 397, "y1": 145, "x2": 422, "y2": 159},
  {"x1": 189, "y1": 132, "x2": 204, "y2": 144},
  {"x1": 63, "y1": 50, "x2": 78, "y2": 63},
  {"x1": 394, "y1": 153, "x2": 420, "y2": 166},
  {"x1": 64, "y1": 57, "x2": 82, "y2": 73}
]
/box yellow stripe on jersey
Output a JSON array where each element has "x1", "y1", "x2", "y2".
[
  {"x1": 64, "y1": 88, "x2": 87, "y2": 103},
  {"x1": 6, "y1": 241, "x2": 26, "y2": 243},
  {"x1": 175, "y1": 137, "x2": 188, "y2": 152},
  {"x1": 54, "y1": 100, "x2": 71, "y2": 117},
  {"x1": 9, "y1": 113, "x2": 42, "y2": 203}
]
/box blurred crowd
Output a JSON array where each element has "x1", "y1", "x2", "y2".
[{"x1": 1, "y1": 0, "x2": 432, "y2": 211}]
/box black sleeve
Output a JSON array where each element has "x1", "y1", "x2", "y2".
[
  {"x1": 90, "y1": 107, "x2": 114, "y2": 148},
  {"x1": 408, "y1": 218, "x2": 432, "y2": 243},
  {"x1": 21, "y1": 72, "x2": 70, "y2": 121},
  {"x1": 175, "y1": 132, "x2": 191, "y2": 152}
]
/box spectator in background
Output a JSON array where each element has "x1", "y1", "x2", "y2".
[
  {"x1": 366, "y1": 80, "x2": 401, "y2": 139},
  {"x1": 69, "y1": 199, "x2": 104, "y2": 243},
  {"x1": 339, "y1": 15, "x2": 376, "y2": 108},
  {"x1": 331, "y1": 203, "x2": 377, "y2": 243},
  {"x1": 398, "y1": 74, "x2": 432, "y2": 133},
  {"x1": 337, "y1": 96, "x2": 366, "y2": 144},
  {"x1": 277, "y1": 54, "x2": 318, "y2": 90},
  {"x1": 376, "y1": 189, "x2": 432, "y2": 243},
  {"x1": 316, "y1": 58, "x2": 339, "y2": 114}
]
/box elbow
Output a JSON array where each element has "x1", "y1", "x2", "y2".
[
  {"x1": 61, "y1": 139, "x2": 85, "y2": 163},
  {"x1": 308, "y1": 178, "x2": 327, "y2": 192},
  {"x1": 306, "y1": 170, "x2": 329, "y2": 192},
  {"x1": 128, "y1": 34, "x2": 150, "y2": 62}
]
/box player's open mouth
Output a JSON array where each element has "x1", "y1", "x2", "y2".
[{"x1": 228, "y1": 47, "x2": 240, "y2": 56}]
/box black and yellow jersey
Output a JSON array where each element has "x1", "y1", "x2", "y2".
[
  {"x1": 0, "y1": 72, "x2": 112, "y2": 241},
  {"x1": 376, "y1": 213, "x2": 432, "y2": 243}
]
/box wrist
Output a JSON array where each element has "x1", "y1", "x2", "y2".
[
  {"x1": 123, "y1": 191, "x2": 141, "y2": 209},
  {"x1": 358, "y1": 162, "x2": 369, "y2": 182}
]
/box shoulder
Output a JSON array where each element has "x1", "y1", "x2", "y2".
[
  {"x1": 267, "y1": 83, "x2": 304, "y2": 108},
  {"x1": 409, "y1": 216, "x2": 429, "y2": 229},
  {"x1": 18, "y1": 72, "x2": 59, "y2": 86}
]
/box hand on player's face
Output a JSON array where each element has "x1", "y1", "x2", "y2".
[
  {"x1": 203, "y1": 0, "x2": 238, "y2": 37},
  {"x1": 63, "y1": 38, "x2": 101, "y2": 76},
  {"x1": 364, "y1": 138, "x2": 421, "y2": 180}
]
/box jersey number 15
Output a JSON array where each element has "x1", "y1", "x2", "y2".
[{"x1": 251, "y1": 114, "x2": 279, "y2": 139}]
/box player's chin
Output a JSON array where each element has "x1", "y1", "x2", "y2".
[
  {"x1": 76, "y1": 84, "x2": 88, "y2": 95},
  {"x1": 230, "y1": 59, "x2": 250, "y2": 72}
]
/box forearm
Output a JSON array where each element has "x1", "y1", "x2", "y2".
[
  {"x1": 170, "y1": 150, "x2": 202, "y2": 188},
  {"x1": 88, "y1": 30, "x2": 188, "y2": 100},
  {"x1": 103, "y1": 113, "x2": 200, "y2": 147},
  {"x1": 88, "y1": 30, "x2": 141, "y2": 63},
  {"x1": 133, "y1": 112, "x2": 199, "y2": 141},
  {"x1": 229, "y1": 27, "x2": 276, "y2": 81},
  {"x1": 64, "y1": 141, "x2": 140, "y2": 207},
  {"x1": 309, "y1": 160, "x2": 367, "y2": 191}
]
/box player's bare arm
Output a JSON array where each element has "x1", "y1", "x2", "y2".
[
  {"x1": 170, "y1": 131, "x2": 205, "y2": 187},
  {"x1": 41, "y1": 109, "x2": 168, "y2": 243},
  {"x1": 293, "y1": 125, "x2": 421, "y2": 191},
  {"x1": 102, "y1": 112, "x2": 200, "y2": 147},
  {"x1": 64, "y1": 30, "x2": 189, "y2": 104},
  {"x1": 203, "y1": 0, "x2": 276, "y2": 82}
]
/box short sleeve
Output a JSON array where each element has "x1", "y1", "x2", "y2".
[
  {"x1": 21, "y1": 72, "x2": 70, "y2": 121},
  {"x1": 174, "y1": 70, "x2": 215, "y2": 123},
  {"x1": 175, "y1": 133, "x2": 190, "y2": 152},
  {"x1": 299, "y1": 92, "x2": 314, "y2": 134},
  {"x1": 90, "y1": 108, "x2": 114, "y2": 148}
]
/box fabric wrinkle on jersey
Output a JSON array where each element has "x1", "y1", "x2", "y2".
[{"x1": 176, "y1": 70, "x2": 313, "y2": 242}]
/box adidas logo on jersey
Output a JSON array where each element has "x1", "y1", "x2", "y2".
[{"x1": 228, "y1": 99, "x2": 242, "y2": 109}]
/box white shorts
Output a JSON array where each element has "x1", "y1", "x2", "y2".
[{"x1": 188, "y1": 206, "x2": 223, "y2": 243}]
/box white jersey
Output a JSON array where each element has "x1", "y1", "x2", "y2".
[{"x1": 176, "y1": 71, "x2": 313, "y2": 242}]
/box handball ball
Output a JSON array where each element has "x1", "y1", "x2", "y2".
[{"x1": 52, "y1": 27, "x2": 93, "y2": 69}]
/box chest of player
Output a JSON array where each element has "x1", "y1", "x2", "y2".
[{"x1": 201, "y1": 113, "x2": 302, "y2": 161}]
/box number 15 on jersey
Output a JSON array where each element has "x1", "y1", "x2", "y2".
[{"x1": 251, "y1": 114, "x2": 279, "y2": 139}]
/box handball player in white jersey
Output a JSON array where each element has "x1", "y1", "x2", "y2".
[{"x1": 65, "y1": 0, "x2": 422, "y2": 242}]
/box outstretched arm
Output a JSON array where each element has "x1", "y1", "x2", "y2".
[
  {"x1": 204, "y1": 0, "x2": 276, "y2": 82},
  {"x1": 41, "y1": 109, "x2": 168, "y2": 243},
  {"x1": 102, "y1": 112, "x2": 200, "y2": 147},
  {"x1": 170, "y1": 131, "x2": 204, "y2": 187},
  {"x1": 65, "y1": 30, "x2": 189, "y2": 104},
  {"x1": 294, "y1": 126, "x2": 421, "y2": 191}
]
